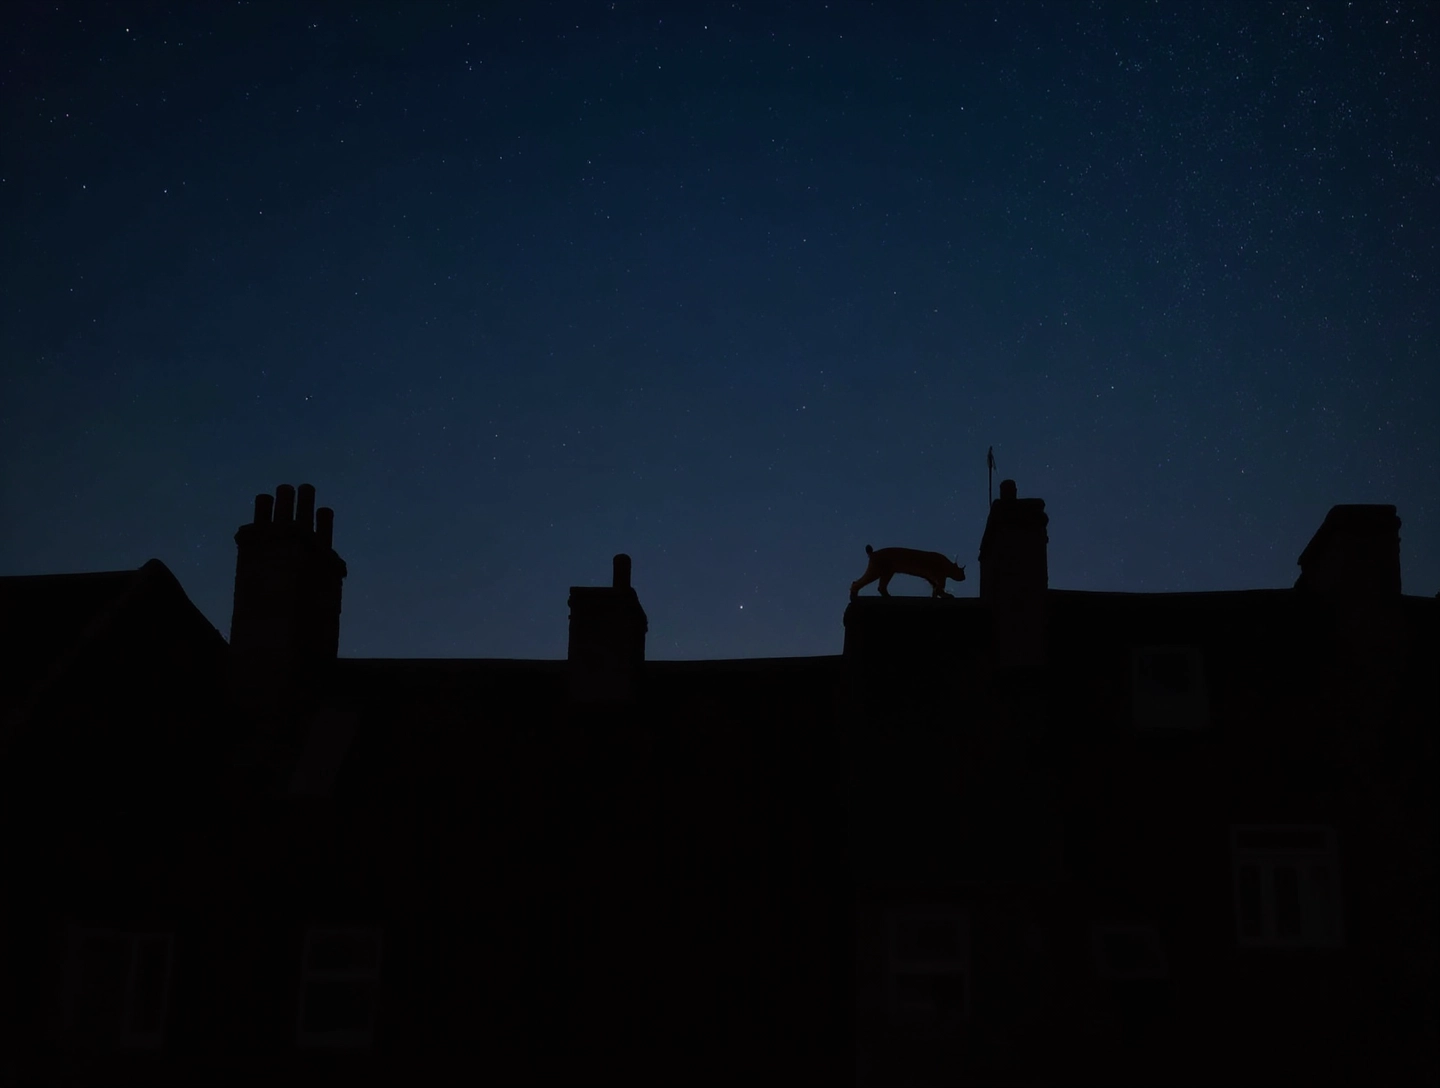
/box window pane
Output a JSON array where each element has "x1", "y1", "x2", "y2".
[
  {"x1": 74, "y1": 935, "x2": 127, "y2": 1040},
  {"x1": 308, "y1": 932, "x2": 380, "y2": 972},
  {"x1": 1101, "y1": 929, "x2": 1159, "y2": 973},
  {"x1": 894, "y1": 917, "x2": 961, "y2": 961},
  {"x1": 895, "y1": 972, "x2": 965, "y2": 1019},
  {"x1": 1235, "y1": 829, "x2": 1328, "y2": 852},
  {"x1": 1308, "y1": 864, "x2": 1335, "y2": 941},
  {"x1": 302, "y1": 979, "x2": 375, "y2": 1034},
  {"x1": 1141, "y1": 652, "x2": 1191, "y2": 696},
  {"x1": 127, "y1": 937, "x2": 170, "y2": 1035},
  {"x1": 290, "y1": 714, "x2": 356, "y2": 797},
  {"x1": 1275, "y1": 864, "x2": 1303, "y2": 938},
  {"x1": 1237, "y1": 865, "x2": 1263, "y2": 938}
]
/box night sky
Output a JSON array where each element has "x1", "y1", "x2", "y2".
[{"x1": 3, "y1": 2, "x2": 1436, "y2": 660}]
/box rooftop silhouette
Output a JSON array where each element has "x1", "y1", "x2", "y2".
[{"x1": 0, "y1": 478, "x2": 1435, "y2": 1085}]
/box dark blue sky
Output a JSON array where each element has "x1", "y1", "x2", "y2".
[{"x1": 3, "y1": 1, "x2": 1436, "y2": 659}]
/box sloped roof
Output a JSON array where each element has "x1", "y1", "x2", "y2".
[
  {"x1": 0, "y1": 558, "x2": 226, "y2": 754},
  {"x1": 0, "y1": 567, "x2": 138, "y2": 719}
]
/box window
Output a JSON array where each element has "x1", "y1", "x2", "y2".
[
  {"x1": 63, "y1": 927, "x2": 173, "y2": 1049},
  {"x1": 297, "y1": 927, "x2": 383, "y2": 1048},
  {"x1": 886, "y1": 908, "x2": 968, "y2": 1028},
  {"x1": 1231, "y1": 826, "x2": 1343, "y2": 948},
  {"x1": 1131, "y1": 646, "x2": 1208, "y2": 729},
  {"x1": 289, "y1": 710, "x2": 357, "y2": 797},
  {"x1": 1092, "y1": 923, "x2": 1167, "y2": 979}
]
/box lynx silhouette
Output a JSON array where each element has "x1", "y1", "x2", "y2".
[{"x1": 850, "y1": 545, "x2": 966, "y2": 600}]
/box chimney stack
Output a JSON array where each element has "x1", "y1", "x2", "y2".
[
  {"x1": 1296, "y1": 505, "x2": 1402, "y2": 596},
  {"x1": 230, "y1": 482, "x2": 348, "y2": 716},
  {"x1": 568, "y1": 553, "x2": 648, "y2": 704},
  {"x1": 978, "y1": 479, "x2": 1049, "y2": 669}
]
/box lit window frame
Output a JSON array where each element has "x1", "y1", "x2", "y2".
[
  {"x1": 885, "y1": 906, "x2": 970, "y2": 1029},
  {"x1": 296, "y1": 926, "x2": 384, "y2": 1049},
  {"x1": 1231, "y1": 825, "x2": 1344, "y2": 949},
  {"x1": 62, "y1": 925, "x2": 174, "y2": 1050}
]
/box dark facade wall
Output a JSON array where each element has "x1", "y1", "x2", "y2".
[
  {"x1": 6, "y1": 586, "x2": 1436, "y2": 1086},
  {"x1": 1037, "y1": 595, "x2": 1436, "y2": 1087},
  {"x1": 0, "y1": 592, "x2": 229, "y2": 1086},
  {"x1": 846, "y1": 591, "x2": 1436, "y2": 1087},
  {"x1": 122, "y1": 669, "x2": 853, "y2": 1086}
]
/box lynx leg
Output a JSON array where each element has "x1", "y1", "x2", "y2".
[
  {"x1": 851, "y1": 570, "x2": 878, "y2": 600},
  {"x1": 878, "y1": 573, "x2": 893, "y2": 597}
]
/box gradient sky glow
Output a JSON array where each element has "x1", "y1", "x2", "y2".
[{"x1": 3, "y1": 1, "x2": 1437, "y2": 659}]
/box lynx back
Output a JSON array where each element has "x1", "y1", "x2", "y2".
[{"x1": 850, "y1": 545, "x2": 966, "y2": 600}]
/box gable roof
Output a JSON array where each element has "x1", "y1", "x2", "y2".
[
  {"x1": 0, "y1": 558, "x2": 226, "y2": 757},
  {"x1": 1, "y1": 568, "x2": 137, "y2": 718}
]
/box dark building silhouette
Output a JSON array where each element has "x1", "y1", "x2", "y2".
[{"x1": 1, "y1": 481, "x2": 1436, "y2": 1086}]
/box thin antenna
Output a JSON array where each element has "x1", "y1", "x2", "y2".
[{"x1": 987, "y1": 446, "x2": 996, "y2": 508}]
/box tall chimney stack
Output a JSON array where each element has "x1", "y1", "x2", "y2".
[
  {"x1": 568, "y1": 553, "x2": 648, "y2": 704},
  {"x1": 229, "y1": 482, "x2": 348, "y2": 717},
  {"x1": 978, "y1": 479, "x2": 1049, "y2": 669}
]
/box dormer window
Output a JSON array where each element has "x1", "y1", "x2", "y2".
[
  {"x1": 1131, "y1": 646, "x2": 1208, "y2": 730},
  {"x1": 288, "y1": 710, "x2": 357, "y2": 798}
]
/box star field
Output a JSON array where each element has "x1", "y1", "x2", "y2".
[{"x1": 2, "y1": 1, "x2": 1436, "y2": 659}]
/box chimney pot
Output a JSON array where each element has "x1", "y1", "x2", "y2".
[
  {"x1": 253, "y1": 493, "x2": 274, "y2": 525},
  {"x1": 316, "y1": 507, "x2": 335, "y2": 551},
  {"x1": 999, "y1": 479, "x2": 1018, "y2": 502},
  {"x1": 296, "y1": 483, "x2": 317, "y2": 532},
  {"x1": 274, "y1": 484, "x2": 296, "y2": 523},
  {"x1": 613, "y1": 553, "x2": 632, "y2": 590}
]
